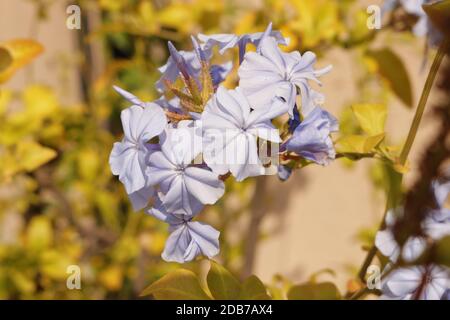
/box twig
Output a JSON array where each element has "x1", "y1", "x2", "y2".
[{"x1": 356, "y1": 39, "x2": 449, "y2": 283}]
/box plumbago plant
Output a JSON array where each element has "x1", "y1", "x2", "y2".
[
  {"x1": 109, "y1": 23, "x2": 337, "y2": 265},
  {"x1": 109, "y1": 1, "x2": 450, "y2": 300}
]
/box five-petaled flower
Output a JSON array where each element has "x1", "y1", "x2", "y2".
[
  {"x1": 239, "y1": 36, "x2": 332, "y2": 118},
  {"x1": 202, "y1": 86, "x2": 288, "y2": 181},
  {"x1": 148, "y1": 199, "x2": 220, "y2": 263},
  {"x1": 147, "y1": 121, "x2": 225, "y2": 216}
]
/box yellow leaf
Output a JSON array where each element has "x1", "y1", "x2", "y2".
[
  {"x1": 366, "y1": 48, "x2": 413, "y2": 107},
  {"x1": 99, "y1": 0, "x2": 126, "y2": 11},
  {"x1": 0, "y1": 39, "x2": 43, "y2": 84},
  {"x1": 336, "y1": 134, "x2": 384, "y2": 154},
  {"x1": 16, "y1": 140, "x2": 57, "y2": 172},
  {"x1": 364, "y1": 133, "x2": 385, "y2": 153},
  {"x1": 0, "y1": 89, "x2": 12, "y2": 115},
  {"x1": 287, "y1": 0, "x2": 342, "y2": 48},
  {"x1": 77, "y1": 148, "x2": 100, "y2": 181},
  {"x1": 352, "y1": 103, "x2": 387, "y2": 135},
  {"x1": 23, "y1": 85, "x2": 58, "y2": 119},
  {"x1": 99, "y1": 266, "x2": 123, "y2": 291},
  {"x1": 27, "y1": 215, "x2": 53, "y2": 252},
  {"x1": 40, "y1": 250, "x2": 73, "y2": 280},
  {"x1": 157, "y1": 4, "x2": 194, "y2": 34},
  {"x1": 10, "y1": 270, "x2": 36, "y2": 294}
]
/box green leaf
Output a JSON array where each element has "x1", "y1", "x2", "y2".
[
  {"x1": 287, "y1": 282, "x2": 341, "y2": 300},
  {"x1": 140, "y1": 269, "x2": 210, "y2": 300},
  {"x1": 207, "y1": 261, "x2": 241, "y2": 300},
  {"x1": 352, "y1": 103, "x2": 387, "y2": 135},
  {"x1": 336, "y1": 133, "x2": 384, "y2": 154},
  {"x1": 0, "y1": 47, "x2": 12, "y2": 73},
  {"x1": 366, "y1": 48, "x2": 413, "y2": 108},
  {"x1": 423, "y1": 1, "x2": 450, "y2": 37},
  {"x1": 239, "y1": 275, "x2": 271, "y2": 300},
  {"x1": 434, "y1": 235, "x2": 450, "y2": 268}
]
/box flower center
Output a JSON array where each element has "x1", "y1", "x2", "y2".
[{"x1": 175, "y1": 165, "x2": 186, "y2": 175}]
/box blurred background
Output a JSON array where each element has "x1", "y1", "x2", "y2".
[{"x1": 0, "y1": 0, "x2": 442, "y2": 298}]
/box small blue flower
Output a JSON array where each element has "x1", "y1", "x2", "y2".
[
  {"x1": 198, "y1": 22, "x2": 289, "y2": 63},
  {"x1": 148, "y1": 199, "x2": 220, "y2": 263},
  {"x1": 284, "y1": 107, "x2": 338, "y2": 165}
]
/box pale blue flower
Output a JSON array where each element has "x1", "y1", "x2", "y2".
[
  {"x1": 284, "y1": 107, "x2": 338, "y2": 165},
  {"x1": 238, "y1": 36, "x2": 331, "y2": 118},
  {"x1": 148, "y1": 199, "x2": 220, "y2": 263},
  {"x1": 381, "y1": 264, "x2": 450, "y2": 300},
  {"x1": 431, "y1": 179, "x2": 450, "y2": 221},
  {"x1": 109, "y1": 103, "x2": 167, "y2": 194},
  {"x1": 198, "y1": 22, "x2": 289, "y2": 63},
  {"x1": 128, "y1": 184, "x2": 155, "y2": 211},
  {"x1": 375, "y1": 207, "x2": 450, "y2": 263},
  {"x1": 202, "y1": 86, "x2": 288, "y2": 181},
  {"x1": 375, "y1": 228, "x2": 427, "y2": 263},
  {"x1": 113, "y1": 85, "x2": 146, "y2": 107},
  {"x1": 147, "y1": 120, "x2": 225, "y2": 216}
]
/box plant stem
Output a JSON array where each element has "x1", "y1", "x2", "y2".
[
  {"x1": 356, "y1": 39, "x2": 449, "y2": 284},
  {"x1": 399, "y1": 40, "x2": 448, "y2": 164}
]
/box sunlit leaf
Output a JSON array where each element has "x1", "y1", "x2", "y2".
[
  {"x1": 16, "y1": 140, "x2": 57, "y2": 172},
  {"x1": 140, "y1": 269, "x2": 210, "y2": 300},
  {"x1": 0, "y1": 39, "x2": 44, "y2": 84},
  {"x1": 336, "y1": 133, "x2": 384, "y2": 154},
  {"x1": 207, "y1": 260, "x2": 241, "y2": 300},
  {"x1": 23, "y1": 85, "x2": 58, "y2": 119},
  {"x1": 10, "y1": 270, "x2": 35, "y2": 294},
  {"x1": 352, "y1": 103, "x2": 387, "y2": 135},
  {"x1": 40, "y1": 250, "x2": 73, "y2": 280},
  {"x1": 99, "y1": 266, "x2": 123, "y2": 291},
  {"x1": 364, "y1": 133, "x2": 385, "y2": 152},
  {"x1": 287, "y1": 282, "x2": 341, "y2": 300},
  {"x1": 27, "y1": 215, "x2": 53, "y2": 252},
  {"x1": 0, "y1": 89, "x2": 12, "y2": 115},
  {"x1": 366, "y1": 48, "x2": 413, "y2": 108}
]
